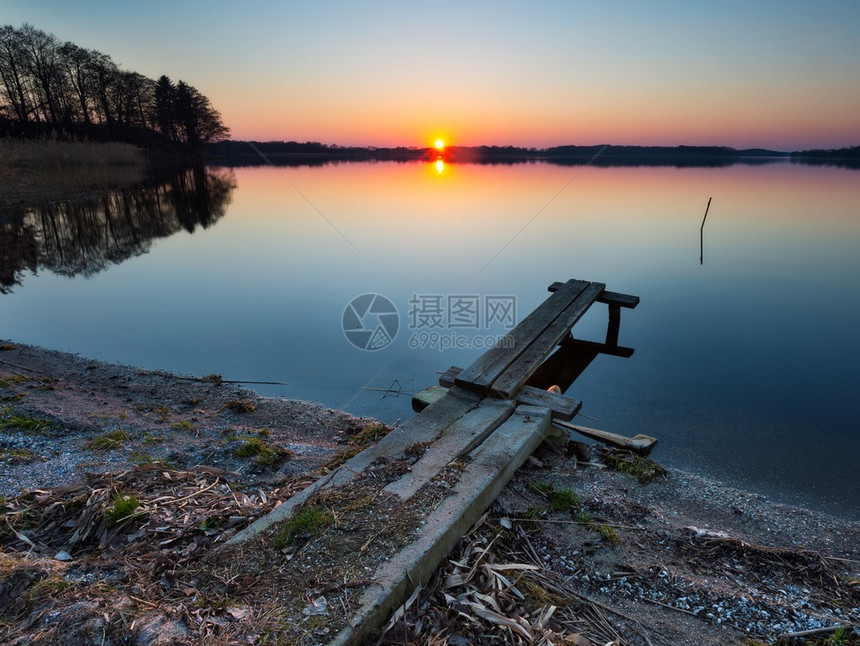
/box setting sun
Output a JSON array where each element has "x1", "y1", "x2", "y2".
[{"x1": 434, "y1": 139, "x2": 445, "y2": 150}]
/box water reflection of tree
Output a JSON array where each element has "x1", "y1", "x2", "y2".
[{"x1": 0, "y1": 166, "x2": 235, "y2": 293}]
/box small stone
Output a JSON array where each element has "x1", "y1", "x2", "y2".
[
  {"x1": 54, "y1": 550, "x2": 73, "y2": 562},
  {"x1": 303, "y1": 596, "x2": 328, "y2": 616}
]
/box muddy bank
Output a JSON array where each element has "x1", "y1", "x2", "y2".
[{"x1": 1, "y1": 340, "x2": 858, "y2": 645}]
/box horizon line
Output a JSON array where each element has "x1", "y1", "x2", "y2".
[{"x1": 211, "y1": 140, "x2": 860, "y2": 154}]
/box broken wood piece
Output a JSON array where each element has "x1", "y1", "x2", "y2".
[
  {"x1": 438, "y1": 366, "x2": 463, "y2": 388},
  {"x1": 552, "y1": 420, "x2": 657, "y2": 456}
]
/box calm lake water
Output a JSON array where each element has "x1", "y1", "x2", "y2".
[{"x1": 2, "y1": 159, "x2": 858, "y2": 519}]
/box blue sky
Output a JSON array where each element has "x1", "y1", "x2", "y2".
[{"x1": 3, "y1": 0, "x2": 859, "y2": 148}]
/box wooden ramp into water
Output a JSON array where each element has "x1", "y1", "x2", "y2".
[{"x1": 228, "y1": 278, "x2": 638, "y2": 645}]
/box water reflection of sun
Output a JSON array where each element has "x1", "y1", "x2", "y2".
[{"x1": 435, "y1": 159, "x2": 445, "y2": 174}]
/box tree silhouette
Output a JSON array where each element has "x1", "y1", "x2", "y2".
[
  {"x1": 154, "y1": 75, "x2": 177, "y2": 140},
  {"x1": 0, "y1": 23, "x2": 228, "y2": 148},
  {"x1": 0, "y1": 25, "x2": 33, "y2": 122}
]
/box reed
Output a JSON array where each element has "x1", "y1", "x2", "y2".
[{"x1": 0, "y1": 138, "x2": 146, "y2": 208}]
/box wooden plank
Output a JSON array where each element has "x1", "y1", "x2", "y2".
[
  {"x1": 599, "y1": 291, "x2": 639, "y2": 309},
  {"x1": 431, "y1": 369, "x2": 582, "y2": 420},
  {"x1": 513, "y1": 385, "x2": 580, "y2": 421},
  {"x1": 491, "y1": 282, "x2": 605, "y2": 398},
  {"x1": 454, "y1": 279, "x2": 591, "y2": 394},
  {"x1": 227, "y1": 386, "x2": 481, "y2": 544},
  {"x1": 414, "y1": 384, "x2": 579, "y2": 421},
  {"x1": 329, "y1": 405, "x2": 552, "y2": 646},
  {"x1": 384, "y1": 398, "x2": 516, "y2": 501},
  {"x1": 553, "y1": 419, "x2": 658, "y2": 456},
  {"x1": 412, "y1": 385, "x2": 448, "y2": 412},
  {"x1": 547, "y1": 281, "x2": 639, "y2": 308},
  {"x1": 438, "y1": 365, "x2": 463, "y2": 388}
]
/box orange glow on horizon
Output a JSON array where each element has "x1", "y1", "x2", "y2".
[{"x1": 220, "y1": 92, "x2": 860, "y2": 151}]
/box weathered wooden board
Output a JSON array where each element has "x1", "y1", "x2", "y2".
[
  {"x1": 454, "y1": 279, "x2": 590, "y2": 394},
  {"x1": 426, "y1": 367, "x2": 581, "y2": 420},
  {"x1": 548, "y1": 281, "x2": 640, "y2": 309},
  {"x1": 438, "y1": 365, "x2": 463, "y2": 388},
  {"x1": 385, "y1": 398, "x2": 516, "y2": 501},
  {"x1": 413, "y1": 383, "x2": 580, "y2": 421},
  {"x1": 412, "y1": 385, "x2": 449, "y2": 411},
  {"x1": 553, "y1": 419, "x2": 657, "y2": 456},
  {"x1": 490, "y1": 282, "x2": 605, "y2": 398},
  {"x1": 558, "y1": 281, "x2": 639, "y2": 346},
  {"x1": 329, "y1": 405, "x2": 552, "y2": 646},
  {"x1": 227, "y1": 386, "x2": 482, "y2": 544}
]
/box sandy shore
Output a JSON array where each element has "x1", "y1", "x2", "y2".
[{"x1": 1, "y1": 340, "x2": 858, "y2": 645}]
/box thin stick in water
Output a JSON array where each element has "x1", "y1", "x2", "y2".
[{"x1": 700, "y1": 196, "x2": 712, "y2": 265}]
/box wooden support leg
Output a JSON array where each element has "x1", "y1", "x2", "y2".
[{"x1": 606, "y1": 303, "x2": 621, "y2": 346}]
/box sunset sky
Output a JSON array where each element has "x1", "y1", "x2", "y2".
[{"x1": 3, "y1": 0, "x2": 859, "y2": 150}]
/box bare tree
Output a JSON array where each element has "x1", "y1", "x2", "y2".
[
  {"x1": 0, "y1": 25, "x2": 33, "y2": 122},
  {"x1": 59, "y1": 42, "x2": 94, "y2": 125},
  {"x1": 19, "y1": 24, "x2": 61, "y2": 123},
  {"x1": 0, "y1": 23, "x2": 228, "y2": 147}
]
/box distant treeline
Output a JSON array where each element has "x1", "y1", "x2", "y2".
[
  {"x1": 206, "y1": 141, "x2": 791, "y2": 169},
  {"x1": 0, "y1": 24, "x2": 227, "y2": 151},
  {"x1": 208, "y1": 141, "x2": 860, "y2": 169},
  {"x1": 207, "y1": 140, "x2": 428, "y2": 164},
  {"x1": 790, "y1": 145, "x2": 860, "y2": 169},
  {"x1": 451, "y1": 144, "x2": 781, "y2": 166}
]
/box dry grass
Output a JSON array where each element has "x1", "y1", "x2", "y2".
[{"x1": 0, "y1": 138, "x2": 146, "y2": 208}]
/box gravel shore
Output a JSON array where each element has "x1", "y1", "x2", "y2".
[{"x1": 1, "y1": 340, "x2": 857, "y2": 645}]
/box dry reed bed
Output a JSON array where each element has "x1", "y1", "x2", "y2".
[{"x1": 0, "y1": 139, "x2": 146, "y2": 208}]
